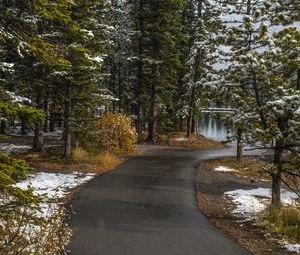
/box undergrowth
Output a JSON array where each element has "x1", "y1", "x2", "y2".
[
  {"x1": 71, "y1": 146, "x2": 121, "y2": 169},
  {"x1": 261, "y1": 206, "x2": 300, "y2": 243},
  {"x1": 206, "y1": 157, "x2": 267, "y2": 178}
]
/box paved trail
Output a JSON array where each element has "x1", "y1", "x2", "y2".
[{"x1": 68, "y1": 146, "x2": 251, "y2": 255}]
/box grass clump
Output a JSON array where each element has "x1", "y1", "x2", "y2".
[
  {"x1": 90, "y1": 151, "x2": 120, "y2": 169},
  {"x1": 71, "y1": 147, "x2": 121, "y2": 170},
  {"x1": 71, "y1": 147, "x2": 89, "y2": 162},
  {"x1": 261, "y1": 207, "x2": 300, "y2": 242}
]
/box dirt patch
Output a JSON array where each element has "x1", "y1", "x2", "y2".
[{"x1": 196, "y1": 161, "x2": 291, "y2": 255}]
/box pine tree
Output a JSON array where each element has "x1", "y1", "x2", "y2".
[
  {"x1": 220, "y1": 0, "x2": 300, "y2": 207},
  {"x1": 181, "y1": 0, "x2": 222, "y2": 137}
]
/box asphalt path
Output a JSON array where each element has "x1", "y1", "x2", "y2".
[{"x1": 68, "y1": 145, "x2": 251, "y2": 255}]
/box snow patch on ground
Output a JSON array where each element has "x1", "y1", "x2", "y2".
[
  {"x1": 225, "y1": 188, "x2": 299, "y2": 253},
  {"x1": 15, "y1": 172, "x2": 95, "y2": 217},
  {"x1": 0, "y1": 143, "x2": 32, "y2": 154},
  {"x1": 214, "y1": 166, "x2": 237, "y2": 172},
  {"x1": 285, "y1": 244, "x2": 300, "y2": 254},
  {"x1": 225, "y1": 188, "x2": 298, "y2": 219}
]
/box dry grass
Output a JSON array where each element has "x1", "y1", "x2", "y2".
[
  {"x1": 89, "y1": 151, "x2": 121, "y2": 169},
  {"x1": 156, "y1": 133, "x2": 225, "y2": 149},
  {"x1": 205, "y1": 157, "x2": 269, "y2": 179},
  {"x1": 17, "y1": 146, "x2": 123, "y2": 174},
  {"x1": 71, "y1": 147, "x2": 89, "y2": 162},
  {"x1": 72, "y1": 147, "x2": 120, "y2": 169},
  {"x1": 261, "y1": 206, "x2": 300, "y2": 243}
]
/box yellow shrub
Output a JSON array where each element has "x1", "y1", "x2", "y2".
[{"x1": 95, "y1": 112, "x2": 137, "y2": 153}]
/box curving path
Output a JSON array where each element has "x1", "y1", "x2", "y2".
[{"x1": 68, "y1": 146, "x2": 251, "y2": 255}]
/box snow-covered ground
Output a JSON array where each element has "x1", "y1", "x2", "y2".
[
  {"x1": 225, "y1": 188, "x2": 298, "y2": 219},
  {"x1": 0, "y1": 143, "x2": 32, "y2": 154},
  {"x1": 214, "y1": 166, "x2": 236, "y2": 172},
  {"x1": 15, "y1": 172, "x2": 95, "y2": 217},
  {"x1": 285, "y1": 244, "x2": 300, "y2": 254},
  {"x1": 225, "y1": 188, "x2": 299, "y2": 253}
]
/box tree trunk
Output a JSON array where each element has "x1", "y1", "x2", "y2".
[
  {"x1": 272, "y1": 143, "x2": 283, "y2": 208},
  {"x1": 186, "y1": 86, "x2": 196, "y2": 138},
  {"x1": 147, "y1": 83, "x2": 158, "y2": 142},
  {"x1": 191, "y1": 117, "x2": 196, "y2": 134},
  {"x1": 43, "y1": 99, "x2": 49, "y2": 132},
  {"x1": 0, "y1": 119, "x2": 7, "y2": 134},
  {"x1": 135, "y1": 0, "x2": 144, "y2": 143},
  {"x1": 63, "y1": 84, "x2": 72, "y2": 160},
  {"x1": 179, "y1": 116, "x2": 184, "y2": 132},
  {"x1": 118, "y1": 65, "x2": 123, "y2": 112},
  {"x1": 147, "y1": 65, "x2": 159, "y2": 142},
  {"x1": 186, "y1": 113, "x2": 192, "y2": 138},
  {"x1": 136, "y1": 104, "x2": 143, "y2": 143},
  {"x1": 33, "y1": 94, "x2": 44, "y2": 151},
  {"x1": 236, "y1": 128, "x2": 243, "y2": 161},
  {"x1": 111, "y1": 60, "x2": 116, "y2": 113},
  {"x1": 297, "y1": 69, "x2": 300, "y2": 90},
  {"x1": 21, "y1": 119, "x2": 27, "y2": 135},
  {"x1": 49, "y1": 112, "x2": 55, "y2": 132}
]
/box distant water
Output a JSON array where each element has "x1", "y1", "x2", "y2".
[{"x1": 198, "y1": 114, "x2": 228, "y2": 141}]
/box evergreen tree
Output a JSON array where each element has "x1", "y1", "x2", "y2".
[
  {"x1": 220, "y1": 0, "x2": 300, "y2": 207},
  {"x1": 180, "y1": 0, "x2": 222, "y2": 137}
]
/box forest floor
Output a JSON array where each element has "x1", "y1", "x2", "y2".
[
  {"x1": 0, "y1": 132, "x2": 225, "y2": 174},
  {"x1": 148, "y1": 132, "x2": 226, "y2": 149},
  {"x1": 196, "y1": 158, "x2": 299, "y2": 255}
]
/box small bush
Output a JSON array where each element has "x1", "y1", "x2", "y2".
[
  {"x1": 262, "y1": 207, "x2": 300, "y2": 242},
  {"x1": 95, "y1": 112, "x2": 137, "y2": 153},
  {"x1": 71, "y1": 147, "x2": 89, "y2": 162}
]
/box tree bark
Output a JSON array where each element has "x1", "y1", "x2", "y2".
[
  {"x1": 236, "y1": 128, "x2": 243, "y2": 161},
  {"x1": 186, "y1": 112, "x2": 192, "y2": 138},
  {"x1": 272, "y1": 143, "x2": 283, "y2": 208},
  {"x1": 186, "y1": 87, "x2": 198, "y2": 138},
  {"x1": 135, "y1": 0, "x2": 144, "y2": 143},
  {"x1": 43, "y1": 99, "x2": 49, "y2": 132},
  {"x1": 296, "y1": 69, "x2": 300, "y2": 90},
  {"x1": 0, "y1": 119, "x2": 6, "y2": 134},
  {"x1": 49, "y1": 112, "x2": 55, "y2": 132},
  {"x1": 147, "y1": 65, "x2": 159, "y2": 142},
  {"x1": 179, "y1": 116, "x2": 184, "y2": 132},
  {"x1": 63, "y1": 84, "x2": 72, "y2": 160},
  {"x1": 191, "y1": 117, "x2": 196, "y2": 134},
  {"x1": 21, "y1": 119, "x2": 27, "y2": 135},
  {"x1": 33, "y1": 94, "x2": 44, "y2": 151},
  {"x1": 136, "y1": 104, "x2": 143, "y2": 143}
]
